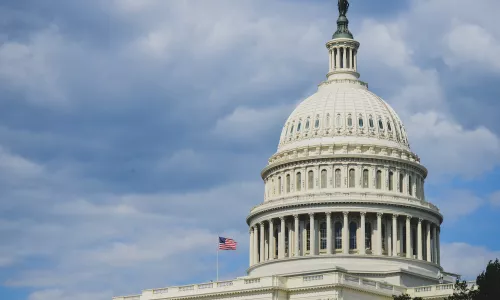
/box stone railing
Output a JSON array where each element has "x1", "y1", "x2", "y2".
[
  {"x1": 407, "y1": 282, "x2": 475, "y2": 298},
  {"x1": 114, "y1": 271, "x2": 409, "y2": 300}
]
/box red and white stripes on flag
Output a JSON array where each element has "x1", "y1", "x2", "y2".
[{"x1": 218, "y1": 237, "x2": 237, "y2": 250}]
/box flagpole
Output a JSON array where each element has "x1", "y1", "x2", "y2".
[{"x1": 216, "y1": 237, "x2": 219, "y2": 282}]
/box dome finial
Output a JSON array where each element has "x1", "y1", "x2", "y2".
[{"x1": 333, "y1": 0, "x2": 353, "y2": 39}]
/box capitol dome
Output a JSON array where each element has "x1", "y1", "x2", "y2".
[{"x1": 246, "y1": 3, "x2": 446, "y2": 287}]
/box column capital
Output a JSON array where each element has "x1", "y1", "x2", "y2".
[
  {"x1": 418, "y1": 218, "x2": 423, "y2": 223},
  {"x1": 249, "y1": 228, "x2": 253, "y2": 234},
  {"x1": 279, "y1": 216, "x2": 285, "y2": 221},
  {"x1": 360, "y1": 212, "x2": 366, "y2": 217},
  {"x1": 259, "y1": 221, "x2": 265, "y2": 227},
  {"x1": 293, "y1": 214, "x2": 299, "y2": 220},
  {"x1": 308, "y1": 212, "x2": 315, "y2": 218},
  {"x1": 377, "y1": 212, "x2": 383, "y2": 218},
  {"x1": 406, "y1": 215, "x2": 412, "y2": 221},
  {"x1": 392, "y1": 214, "x2": 399, "y2": 220},
  {"x1": 268, "y1": 218, "x2": 274, "y2": 225},
  {"x1": 326, "y1": 211, "x2": 332, "y2": 217},
  {"x1": 343, "y1": 211, "x2": 349, "y2": 217}
]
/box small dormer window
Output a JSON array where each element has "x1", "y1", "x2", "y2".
[
  {"x1": 369, "y1": 117, "x2": 374, "y2": 128},
  {"x1": 336, "y1": 114, "x2": 342, "y2": 127},
  {"x1": 305, "y1": 119, "x2": 310, "y2": 129},
  {"x1": 315, "y1": 119, "x2": 320, "y2": 128},
  {"x1": 290, "y1": 125, "x2": 294, "y2": 134},
  {"x1": 378, "y1": 120, "x2": 384, "y2": 130},
  {"x1": 387, "y1": 121, "x2": 392, "y2": 132},
  {"x1": 297, "y1": 122, "x2": 302, "y2": 132},
  {"x1": 359, "y1": 117, "x2": 364, "y2": 128},
  {"x1": 347, "y1": 115, "x2": 353, "y2": 127}
]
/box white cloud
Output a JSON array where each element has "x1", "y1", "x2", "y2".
[
  {"x1": 429, "y1": 190, "x2": 485, "y2": 222},
  {"x1": 441, "y1": 242, "x2": 500, "y2": 279}
]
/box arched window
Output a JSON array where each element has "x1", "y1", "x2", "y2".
[
  {"x1": 382, "y1": 223, "x2": 386, "y2": 251},
  {"x1": 335, "y1": 169, "x2": 341, "y2": 188},
  {"x1": 335, "y1": 222, "x2": 342, "y2": 249},
  {"x1": 363, "y1": 169, "x2": 369, "y2": 188},
  {"x1": 296, "y1": 172, "x2": 302, "y2": 191},
  {"x1": 395, "y1": 127, "x2": 401, "y2": 141},
  {"x1": 278, "y1": 177, "x2": 282, "y2": 195},
  {"x1": 286, "y1": 174, "x2": 291, "y2": 193},
  {"x1": 297, "y1": 122, "x2": 301, "y2": 132},
  {"x1": 326, "y1": 114, "x2": 331, "y2": 127},
  {"x1": 336, "y1": 114, "x2": 342, "y2": 127},
  {"x1": 349, "y1": 222, "x2": 357, "y2": 250},
  {"x1": 321, "y1": 169, "x2": 327, "y2": 189},
  {"x1": 387, "y1": 121, "x2": 392, "y2": 132},
  {"x1": 290, "y1": 125, "x2": 294, "y2": 134},
  {"x1": 320, "y1": 221, "x2": 327, "y2": 250},
  {"x1": 378, "y1": 119, "x2": 384, "y2": 130},
  {"x1": 306, "y1": 119, "x2": 310, "y2": 129},
  {"x1": 399, "y1": 173, "x2": 404, "y2": 193},
  {"x1": 306, "y1": 222, "x2": 311, "y2": 251},
  {"x1": 389, "y1": 171, "x2": 394, "y2": 191},
  {"x1": 349, "y1": 169, "x2": 355, "y2": 188},
  {"x1": 359, "y1": 117, "x2": 364, "y2": 128},
  {"x1": 315, "y1": 119, "x2": 320, "y2": 128},
  {"x1": 347, "y1": 116, "x2": 353, "y2": 127},
  {"x1": 376, "y1": 170, "x2": 382, "y2": 189},
  {"x1": 408, "y1": 175, "x2": 413, "y2": 196},
  {"x1": 308, "y1": 170, "x2": 314, "y2": 190},
  {"x1": 369, "y1": 117, "x2": 374, "y2": 128},
  {"x1": 365, "y1": 222, "x2": 372, "y2": 250}
]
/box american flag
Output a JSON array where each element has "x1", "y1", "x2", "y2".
[{"x1": 218, "y1": 237, "x2": 237, "y2": 250}]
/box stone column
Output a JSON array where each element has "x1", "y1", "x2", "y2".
[
  {"x1": 249, "y1": 227, "x2": 254, "y2": 265},
  {"x1": 343, "y1": 211, "x2": 349, "y2": 254},
  {"x1": 329, "y1": 49, "x2": 333, "y2": 72},
  {"x1": 426, "y1": 222, "x2": 431, "y2": 262},
  {"x1": 392, "y1": 215, "x2": 398, "y2": 257},
  {"x1": 377, "y1": 213, "x2": 383, "y2": 255},
  {"x1": 287, "y1": 221, "x2": 293, "y2": 257},
  {"x1": 253, "y1": 225, "x2": 259, "y2": 263},
  {"x1": 406, "y1": 216, "x2": 411, "y2": 259},
  {"x1": 269, "y1": 219, "x2": 274, "y2": 260},
  {"x1": 432, "y1": 225, "x2": 437, "y2": 263},
  {"x1": 336, "y1": 47, "x2": 340, "y2": 69},
  {"x1": 259, "y1": 222, "x2": 265, "y2": 262},
  {"x1": 343, "y1": 47, "x2": 347, "y2": 69},
  {"x1": 326, "y1": 212, "x2": 333, "y2": 255},
  {"x1": 418, "y1": 218, "x2": 423, "y2": 260},
  {"x1": 437, "y1": 227, "x2": 441, "y2": 265},
  {"x1": 279, "y1": 217, "x2": 285, "y2": 259},
  {"x1": 354, "y1": 49, "x2": 357, "y2": 70},
  {"x1": 360, "y1": 212, "x2": 366, "y2": 255},
  {"x1": 309, "y1": 213, "x2": 316, "y2": 256},
  {"x1": 294, "y1": 215, "x2": 300, "y2": 257}
]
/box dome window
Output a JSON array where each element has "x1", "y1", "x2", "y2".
[
  {"x1": 315, "y1": 119, "x2": 320, "y2": 128},
  {"x1": 297, "y1": 122, "x2": 302, "y2": 132},
  {"x1": 326, "y1": 114, "x2": 331, "y2": 127},
  {"x1": 358, "y1": 117, "x2": 364, "y2": 128},
  {"x1": 290, "y1": 125, "x2": 294, "y2": 134},
  {"x1": 378, "y1": 120, "x2": 384, "y2": 130},
  {"x1": 305, "y1": 119, "x2": 310, "y2": 129},
  {"x1": 347, "y1": 116, "x2": 353, "y2": 127},
  {"x1": 369, "y1": 118, "x2": 374, "y2": 128},
  {"x1": 387, "y1": 121, "x2": 392, "y2": 132},
  {"x1": 336, "y1": 114, "x2": 342, "y2": 127}
]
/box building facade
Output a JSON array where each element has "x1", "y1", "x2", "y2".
[{"x1": 113, "y1": 3, "x2": 467, "y2": 300}]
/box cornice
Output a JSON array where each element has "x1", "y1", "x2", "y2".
[{"x1": 262, "y1": 151, "x2": 427, "y2": 179}]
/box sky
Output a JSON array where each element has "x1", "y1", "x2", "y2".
[{"x1": 1, "y1": 0, "x2": 500, "y2": 299}]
